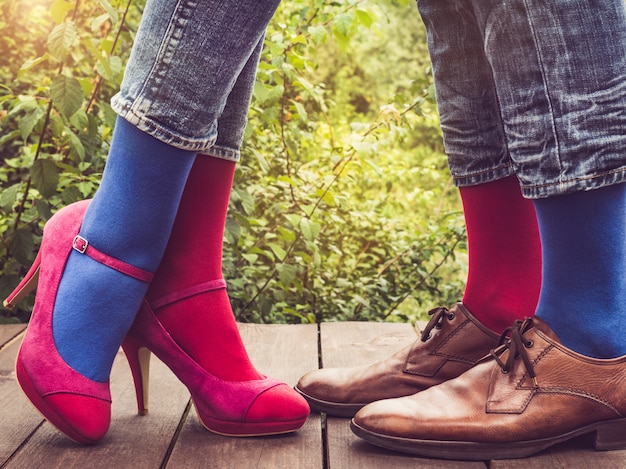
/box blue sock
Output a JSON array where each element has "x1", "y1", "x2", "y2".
[
  {"x1": 53, "y1": 117, "x2": 196, "y2": 381},
  {"x1": 534, "y1": 183, "x2": 626, "y2": 358}
]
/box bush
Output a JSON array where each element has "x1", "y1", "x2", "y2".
[{"x1": 0, "y1": 0, "x2": 466, "y2": 325}]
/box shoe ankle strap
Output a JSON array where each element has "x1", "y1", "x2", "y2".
[
  {"x1": 73, "y1": 235, "x2": 154, "y2": 282},
  {"x1": 151, "y1": 279, "x2": 227, "y2": 310}
]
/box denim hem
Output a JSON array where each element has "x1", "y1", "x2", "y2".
[
  {"x1": 112, "y1": 98, "x2": 217, "y2": 153},
  {"x1": 452, "y1": 164, "x2": 515, "y2": 188},
  {"x1": 202, "y1": 145, "x2": 241, "y2": 162},
  {"x1": 521, "y1": 167, "x2": 626, "y2": 199}
]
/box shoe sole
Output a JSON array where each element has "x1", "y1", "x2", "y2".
[
  {"x1": 294, "y1": 385, "x2": 363, "y2": 418},
  {"x1": 350, "y1": 417, "x2": 626, "y2": 460},
  {"x1": 193, "y1": 400, "x2": 308, "y2": 437}
]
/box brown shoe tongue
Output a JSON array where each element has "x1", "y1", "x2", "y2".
[{"x1": 528, "y1": 316, "x2": 562, "y2": 343}]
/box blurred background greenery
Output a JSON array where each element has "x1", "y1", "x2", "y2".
[{"x1": 0, "y1": 0, "x2": 466, "y2": 325}]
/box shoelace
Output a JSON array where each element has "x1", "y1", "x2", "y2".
[
  {"x1": 420, "y1": 306, "x2": 455, "y2": 342},
  {"x1": 490, "y1": 318, "x2": 539, "y2": 388}
]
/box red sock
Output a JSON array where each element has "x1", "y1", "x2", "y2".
[
  {"x1": 460, "y1": 176, "x2": 542, "y2": 333},
  {"x1": 147, "y1": 155, "x2": 262, "y2": 381}
]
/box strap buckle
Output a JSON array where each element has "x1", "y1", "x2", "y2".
[{"x1": 72, "y1": 235, "x2": 89, "y2": 254}]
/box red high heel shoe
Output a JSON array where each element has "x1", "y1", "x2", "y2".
[
  {"x1": 121, "y1": 156, "x2": 309, "y2": 436},
  {"x1": 4, "y1": 200, "x2": 153, "y2": 444},
  {"x1": 122, "y1": 282, "x2": 310, "y2": 436}
]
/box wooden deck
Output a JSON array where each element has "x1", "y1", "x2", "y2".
[{"x1": 1, "y1": 321, "x2": 626, "y2": 468}]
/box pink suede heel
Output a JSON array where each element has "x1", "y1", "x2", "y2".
[
  {"x1": 122, "y1": 283, "x2": 310, "y2": 436},
  {"x1": 5, "y1": 200, "x2": 153, "y2": 444}
]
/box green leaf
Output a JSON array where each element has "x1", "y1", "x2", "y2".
[
  {"x1": 224, "y1": 217, "x2": 240, "y2": 244},
  {"x1": 267, "y1": 243, "x2": 287, "y2": 262},
  {"x1": 48, "y1": 111, "x2": 65, "y2": 138},
  {"x1": 50, "y1": 74, "x2": 84, "y2": 118},
  {"x1": 285, "y1": 214, "x2": 302, "y2": 228},
  {"x1": 332, "y1": 29, "x2": 350, "y2": 51},
  {"x1": 10, "y1": 228, "x2": 34, "y2": 266},
  {"x1": 18, "y1": 54, "x2": 49, "y2": 79},
  {"x1": 242, "y1": 253, "x2": 259, "y2": 264},
  {"x1": 96, "y1": 55, "x2": 123, "y2": 82},
  {"x1": 100, "y1": 102, "x2": 118, "y2": 128},
  {"x1": 50, "y1": 0, "x2": 74, "y2": 24},
  {"x1": 321, "y1": 189, "x2": 336, "y2": 207},
  {"x1": 355, "y1": 10, "x2": 373, "y2": 28},
  {"x1": 35, "y1": 199, "x2": 53, "y2": 221},
  {"x1": 77, "y1": 77, "x2": 95, "y2": 97},
  {"x1": 47, "y1": 21, "x2": 77, "y2": 60},
  {"x1": 90, "y1": 13, "x2": 111, "y2": 32},
  {"x1": 253, "y1": 81, "x2": 270, "y2": 104},
  {"x1": 364, "y1": 158, "x2": 382, "y2": 176},
  {"x1": 69, "y1": 109, "x2": 88, "y2": 130},
  {"x1": 31, "y1": 158, "x2": 60, "y2": 198},
  {"x1": 293, "y1": 101, "x2": 307, "y2": 121},
  {"x1": 307, "y1": 25, "x2": 327, "y2": 44},
  {"x1": 300, "y1": 218, "x2": 321, "y2": 241},
  {"x1": 99, "y1": 38, "x2": 114, "y2": 55},
  {"x1": 0, "y1": 129, "x2": 22, "y2": 147},
  {"x1": 96, "y1": 0, "x2": 119, "y2": 24},
  {"x1": 233, "y1": 188, "x2": 255, "y2": 215},
  {"x1": 67, "y1": 128, "x2": 86, "y2": 160},
  {"x1": 427, "y1": 84, "x2": 437, "y2": 101},
  {"x1": 278, "y1": 264, "x2": 297, "y2": 287},
  {"x1": 0, "y1": 184, "x2": 20, "y2": 213},
  {"x1": 333, "y1": 13, "x2": 354, "y2": 37},
  {"x1": 77, "y1": 181, "x2": 96, "y2": 198},
  {"x1": 61, "y1": 185, "x2": 83, "y2": 204},
  {"x1": 18, "y1": 105, "x2": 45, "y2": 141},
  {"x1": 254, "y1": 149, "x2": 270, "y2": 173}
]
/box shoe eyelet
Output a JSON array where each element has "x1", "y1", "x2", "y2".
[
  {"x1": 525, "y1": 340, "x2": 534, "y2": 348},
  {"x1": 501, "y1": 369, "x2": 509, "y2": 374},
  {"x1": 436, "y1": 324, "x2": 442, "y2": 330},
  {"x1": 448, "y1": 312, "x2": 455, "y2": 321},
  {"x1": 425, "y1": 333, "x2": 432, "y2": 340}
]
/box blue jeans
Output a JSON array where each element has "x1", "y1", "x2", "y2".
[
  {"x1": 417, "y1": 0, "x2": 626, "y2": 198},
  {"x1": 111, "y1": 0, "x2": 279, "y2": 160}
]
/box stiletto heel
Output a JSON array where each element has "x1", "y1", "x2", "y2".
[
  {"x1": 122, "y1": 335, "x2": 152, "y2": 415},
  {"x1": 4, "y1": 250, "x2": 42, "y2": 310},
  {"x1": 7, "y1": 200, "x2": 155, "y2": 444}
]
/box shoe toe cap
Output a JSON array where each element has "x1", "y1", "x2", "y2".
[
  {"x1": 247, "y1": 383, "x2": 310, "y2": 424},
  {"x1": 45, "y1": 394, "x2": 111, "y2": 444}
]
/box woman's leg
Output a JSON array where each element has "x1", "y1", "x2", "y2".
[
  {"x1": 53, "y1": 119, "x2": 195, "y2": 383},
  {"x1": 118, "y1": 13, "x2": 309, "y2": 434},
  {"x1": 147, "y1": 38, "x2": 265, "y2": 381},
  {"x1": 13, "y1": 0, "x2": 287, "y2": 443}
]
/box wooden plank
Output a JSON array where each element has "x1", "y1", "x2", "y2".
[
  {"x1": 0, "y1": 324, "x2": 26, "y2": 349},
  {"x1": 321, "y1": 321, "x2": 487, "y2": 469},
  {"x1": 3, "y1": 322, "x2": 622, "y2": 468},
  {"x1": 0, "y1": 330, "x2": 45, "y2": 466},
  {"x1": 4, "y1": 342, "x2": 190, "y2": 468},
  {"x1": 491, "y1": 433, "x2": 626, "y2": 469},
  {"x1": 165, "y1": 323, "x2": 323, "y2": 468}
]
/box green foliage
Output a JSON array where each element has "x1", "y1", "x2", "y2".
[{"x1": 0, "y1": 0, "x2": 467, "y2": 325}]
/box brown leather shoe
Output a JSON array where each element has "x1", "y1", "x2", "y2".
[
  {"x1": 295, "y1": 303, "x2": 500, "y2": 417},
  {"x1": 351, "y1": 317, "x2": 626, "y2": 460}
]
